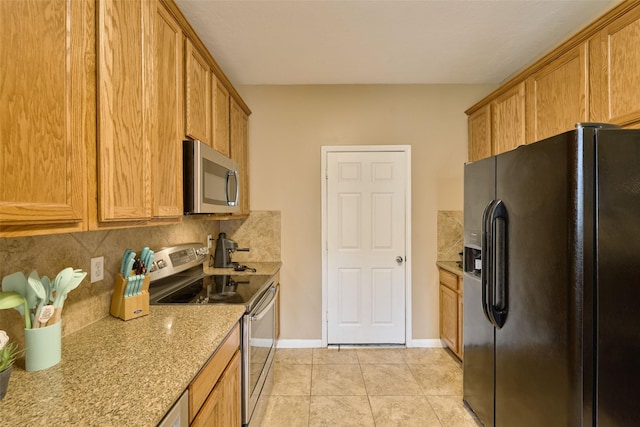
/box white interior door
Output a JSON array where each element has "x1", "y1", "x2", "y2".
[{"x1": 326, "y1": 150, "x2": 407, "y2": 344}]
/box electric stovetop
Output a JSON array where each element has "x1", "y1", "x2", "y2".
[
  {"x1": 150, "y1": 273, "x2": 273, "y2": 309},
  {"x1": 146, "y1": 242, "x2": 274, "y2": 312}
]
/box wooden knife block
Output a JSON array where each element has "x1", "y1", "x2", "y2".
[{"x1": 110, "y1": 274, "x2": 150, "y2": 321}]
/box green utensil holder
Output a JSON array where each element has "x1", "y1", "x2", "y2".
[{"x1": 24, "y1": 322, "x2": 61, "y2": 372}]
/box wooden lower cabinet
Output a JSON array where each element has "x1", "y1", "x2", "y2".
[
  {"x1": 439, "y1": 283, "x2": 458, "y2": 352},
  {"x1": 438, "y1": 267, "x2": 463, "y2": 360},
  {"x1": 192, "y1": 350, "x2": 241, "y2": 427},
  {"x1": 220, "y1": 351, "x2": 241, "y2": 426},
  {"x1": 190, "y1": 323, "x2": 241, "y2": 426},
  {"x1": 457, "y1": 291, "x2": 464, "y2": 358}
]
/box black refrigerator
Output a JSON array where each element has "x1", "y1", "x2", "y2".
[{"x1": 463, "y1": 124, "x2": 640, "y2": 427}]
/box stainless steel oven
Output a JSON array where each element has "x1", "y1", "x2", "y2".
[
  {"x1": 243, "y1": 282, "x2": 278, "y2": 425},
  {"x1": 148, "y1": 243, "x2": 278, "y2": 426}
]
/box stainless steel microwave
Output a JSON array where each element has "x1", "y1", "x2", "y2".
[{"x1": 183, "y1": 140, "x2": 240, "y2": 214}]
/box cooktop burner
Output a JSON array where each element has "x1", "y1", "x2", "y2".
[{"x1": 150, "y1": 274, "x2": 273, "y2": 310}]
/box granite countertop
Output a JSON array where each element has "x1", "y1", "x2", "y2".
[
  {"x1": 205, "y1": 261, "x2": 282, "y2": 276},
  {"x1": 0, "y1": 305, "x2": 246, "y2": 426},
  {"x1": 436, "y1": 261, "x2": 463, "y2": 277}
]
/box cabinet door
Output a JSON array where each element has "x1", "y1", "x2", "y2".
[
  {"x1": 526, "y1": 44, "x2": 589, "y2": 143},
  {"x1": 457, "y1": 278, "x2": 464, "y2": 360},
  {"x1": 191, "y1": 350, "x2": 241, "y2": 427},
  {"x1": 220, "y1": 350, "x2": 241, "y2": 426},
  {"x1": 154, "y1": 2, "x2": 183, "y2": 218},
  {"x1": 439, "y1": 284, "x2": 458, "y2": 354},
  {"x1": 0, "y1": 0, "x2": 92, "y2": 235},
  {"x1": 491, "y1": 82, "x2": 526, "y2": 155},
  {"x1": 185, "y1": 38, "x2": 211, "y2": 144},
  {"x1": 213, "y1": 77, "x2": 230, "y2": 156},
  {"x1": 468, "y1": 104, "x2": 492, "y2": 162},
  {"x1": 97, "y1": 0, "x2": 153, "y2": 221},
  {"x1": 590, "y1": 5, "x2": 640, "y2": 126},
  {"x1": 191, "y1": 382, "x2": 223, "y2": 427},
  {"x1": 230, "y1": 98, "x2": 250, "y2": 215}
]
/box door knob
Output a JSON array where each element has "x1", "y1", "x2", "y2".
[{"x1": 396, "y1": 256, "x2": 404, "y2": 264}]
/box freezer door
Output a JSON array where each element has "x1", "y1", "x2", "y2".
[
  {"x1": 596, "y1": 129, "x2": 640, "y2": 427},
  {"x1": 464, "y1": 157, "x2": 496, "y2": 249},
  {"x1": 493, "y1": 131, "x2": 590, "y2": 427},
  {"x1": 463, "y1": 157, "x2": 496, "y2": 426}
]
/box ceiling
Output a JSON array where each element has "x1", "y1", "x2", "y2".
[{"x1": 174, "y1": 0, "x2": 621, "y2": 86}]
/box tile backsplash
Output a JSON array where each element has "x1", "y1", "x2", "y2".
[
  {"x1": 0, "y1": 217, "x2": 220, "y2": 344},
  {"x1": 0, "y1": 211, "x2": 282, "y2": 347},
  {"x1": 220, "y1": 211, "x2": 281, "y2": 263},
  {"x1": 437, "y1": 210, "x2": 463, "y2": 261}
]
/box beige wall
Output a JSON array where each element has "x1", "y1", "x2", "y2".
[{"x1": 237, "y1": 84, "x2": 495, "y2": 342}]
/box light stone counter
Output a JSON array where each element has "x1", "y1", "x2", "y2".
[
  {"x1": 205, "y1": 261, "x2": 282, "y2": 276},
  {"x1": 436, "y1": 261, "x2": 464, "y2": 277},
  {"x1": 0, "y1": 304, "x2": 246, "y2": 426}
]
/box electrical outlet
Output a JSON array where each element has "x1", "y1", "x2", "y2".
[
  {"x1": 91, "y1": 256, "x2": 104, "y2": 283},
  {"x1": 207, "y1": 234, "x2": 213, "y2": 248}
]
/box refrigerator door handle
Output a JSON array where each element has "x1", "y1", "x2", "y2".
[
  {"x1": 481, "y1": 200, "x2": 498, "y2": 325},
  {"x1": 489, "y1": 199, "x2": 508, "y2": 329}
]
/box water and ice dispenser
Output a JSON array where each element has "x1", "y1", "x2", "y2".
[{"x1": 464, "y1": 247, "x2": 482, "y2": 276}]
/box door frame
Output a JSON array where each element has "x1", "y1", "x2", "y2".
[{"x1": 321, "y1": 145, "x2": 412, "y2": 347}]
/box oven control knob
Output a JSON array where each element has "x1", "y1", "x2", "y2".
[{"x1": 195, "y1": 247, "x2": 209, "y2": 256}]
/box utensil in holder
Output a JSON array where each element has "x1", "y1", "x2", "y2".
[
  {"x1": 110, "y1": 274, "x2": 150, "y2": 321},
  {"x1": 25, "y1": 321, "x2": 61, "y2": 372}
]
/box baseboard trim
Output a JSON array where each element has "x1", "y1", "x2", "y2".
[
  {"x1": 276, "y1": 339, "x2": 444, "y2": 349},
  {"x1": 276, "y1": 339, "x2": 323, "y2": 348},
  {"x1": 406, "y1": 339, "x2": 444, "y2": 348}
]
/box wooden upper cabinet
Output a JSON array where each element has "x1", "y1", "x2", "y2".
[
  {"x1": 590, "y1": 5, "x2": 640, "y2": 126},
  {"x1": 213, "y1": 77, "x2": 230, "y2": 156},
  {"x1": 154, "y1": 1, "x2": 183, "y2": 218},
  {"x1": 526, "y1": 43, "x2": 589, "y2": 143},
  {"x1": 97, "y1": 0, "x2": 153, "y2": 222},
  {"x1": 230, "y1": 98, "x2": 250, "y2": 215},
  {"x1": 491, "y1": 82, "x2": 526, "y2": 155},
  {"x1": 185, "y1": 38, "x2": 211, "y2": 144},
  {"x1": 468, "y1": 104, "x2": 492, "y2": 162},
  {"x1": 0, "y1": 0, "x2": 93, "y2": 235}
]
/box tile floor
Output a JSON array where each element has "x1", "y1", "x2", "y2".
[{"x1": 251, "y1": 347, "x2": 483, "y2": 426}]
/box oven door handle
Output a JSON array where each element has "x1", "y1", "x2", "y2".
[{"x1": 250, "y1": 286, "x2": 278, "y2": 322}]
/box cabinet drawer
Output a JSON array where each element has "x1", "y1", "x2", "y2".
[
  {"x1": 189, "y1": 322, "x2": 240, "y2": 422},
  {"x1": 439, "y1": 269, "x2": 458, "y2": 291}
]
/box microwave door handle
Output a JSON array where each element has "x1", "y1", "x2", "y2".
[
  {"x1": 225, "y1": 170, "x2": 239, "y2": 206},
  {"x1": 232, "y1": 170, "x2": 239, "y2": 206}
]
